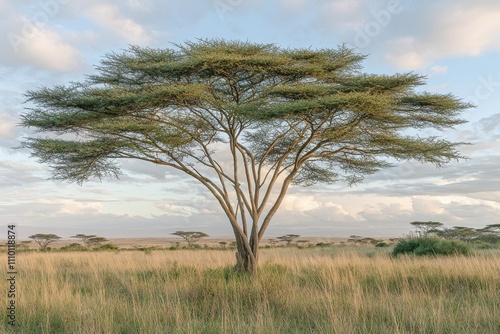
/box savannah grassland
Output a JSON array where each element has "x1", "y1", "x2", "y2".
[{"x1": 2, "y1": 245, "x2": 499, "y2": 334}]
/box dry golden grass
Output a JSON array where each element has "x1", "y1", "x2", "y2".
[{"x1": 2, "y1": 247, "x2": 499, "y2": 333}]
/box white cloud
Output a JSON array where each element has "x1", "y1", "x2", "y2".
[
  {"x1": 282, "y1": 195, "x2": 321, "y2": 213},
  {"x1": 0, "y1": 112, "x2": 17, "y2": 138},
  {"x1": 0, "y1": 2, "x2": 82, "y2": 72},
  {"x1": 478, "y1": 113, "x2": 500, "y2": 134},
  {"x1": 361, "y1": 202, "x2": 412, "y2": 222},
  {"x1": 13, "y1": 27, "x2": 82, "y2": 71},
  {"x1": 53, "y1": 199, "x2": 103, "y2": 215},
  {"x1": 430, "y1": 65, "x2": 448, "y2": 75},
  {"x1": 155, "y1": 202, "x2": 199, "y2": 216},
  {"x1": 319, "y1": 0, "x2": 366, "y2": 30},
  {"x1": 384, "y1": 2, "x2": 500, "y2": 69},
  {"x1": 86, "y1": 3, "x2": 151, "y2": 45},
  {"x1": 411, "y1": 196, "x2": 447, "y2": 216}
]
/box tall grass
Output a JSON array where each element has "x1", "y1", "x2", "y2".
[{"x1": 2, "y1": 247, "x2": 499, "y2": 333}]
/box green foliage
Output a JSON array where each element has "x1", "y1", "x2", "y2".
[
  {"x1": 393, "y1": 237, "x2": 470, "y2": 257},
  {"x1": 375, "y1": 242, "x2": 390, "y2": 247},
  {"x1": 410, "y1": 221, "x2": 443, "y2": 235},
  {"x1": 99, "y1": 243, "x2": 119, "y2": 250},
  {"x1": 475, "y1": 233, "x2": 500, "y2": 245},
  {"x1": 87, "y1": 237, "x2": 109, "y2": 249},
  {"x1": 60, "y1": 243, "x2": 88, "y2": 252}
]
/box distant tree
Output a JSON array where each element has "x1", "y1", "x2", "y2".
[
  {"x1": 410, "y1": 221, "x2": 444, "y2": 236},
  {"x1": 437, "y1": 226, "x2": 478, "y2": 241},
  {"x1": 20, "y1": 40, "x2": 470, "y2": 272},
  {"x1": 268, "y1": 239, "x2": 279, "y2": 246},
  {"x1": 362, "y1": 237, "x2": 379, "y2": 245},
  {"x1": 452, "y1": 226, "x2": 478, "y2": 242},
  {"x1": 71, "y1": 234, "x2": 97, "y2": 248},
  {"x1": 18, "y1": 241, "x2": 32, "y2": 251},
  {"x1": 171, "y1": 231, "x2": 209, "y2": 248},
  {"x1": 475, "y1": 224, "x2": 500, "y2": 244},
  {"x1": 219, "y1": 241, "x2": 228, "y2": 249},
  {"x1": 28, "y1": 234, "x2": 61, "y2": 251},
  {"x1": 277, "y1": 234, "x2": 300, "y2": 246},
  {"x1": 87, "y1": 237, "x2": 109, "y2": 249},
  {"x1": 481, "y1": 224, "x2": 500, "y2": 233},
  {"x1": 296, "y1": 239, "x2": 309, "y2": 247},
  {"x1": 435, "y1": 228, "x2": 455, "y2": 240},
  {"x1": 347, "y1": 235, "x2": 364, "y2": 245}
]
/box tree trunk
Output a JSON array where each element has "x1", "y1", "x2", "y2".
[{"x1": 234, "y1": 236, "x2": 258, "y2": 274}]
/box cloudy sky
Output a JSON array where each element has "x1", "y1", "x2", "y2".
[{"x1": 1, "y1": 0, "x2": 499, "y2": 240}]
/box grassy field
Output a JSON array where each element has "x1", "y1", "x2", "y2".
[{"x1": 1, "y1": 246, "x2": 499, "y2": 333}]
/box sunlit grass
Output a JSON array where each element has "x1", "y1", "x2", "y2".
[{"x1": 1, "y1": 247, "x2": 499, "y2": 333}]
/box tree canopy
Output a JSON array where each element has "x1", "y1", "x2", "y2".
[
  {"x1": 20, "y1": 39, "x2": 470, "y2": 272},
  {"x1": 172, "y1": 231, "x2": 209, "y2": 248},
  {"x1": 277, "y1": 234, "x2": 301, "y2": 246},
  {"x1": 410, "y1": 221, "x2": 444, "y2": 235},
  {"x1": 28, "y1": 233, "x2": 61, "y2": 251},
  {"x1": 71, "y1": 234, "x2": 97, "y2": 248}
]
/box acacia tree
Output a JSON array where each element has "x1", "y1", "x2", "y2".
[
  {"x1": 28, "y1": 234, "x2": 61, "y2": 251},
  {"x1": 71, "y1": 234, "x2": 97, "y2": 248},
  {"x1": 277, "y1": 234, "x2": 300, "y2": 246},
  {"x1": 20, "y1": 40, "x2": 469, "y2": 272},
  {"x1": 172, "y1": 231, "x2": 209, "y2": 248},
  {"x1": 410, "y1": 221, "x2": 444, "y2": 236},
  {"x1": 86, "y1": 237, "x2": 109, "y2": 249}
]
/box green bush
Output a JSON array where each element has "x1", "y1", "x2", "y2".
[
  {"x1": 99, "y1": 243, "x2": 119, "y2": 250},
  {"x1": 392, "y1": 237, "x2": 470, "y2": 257},
  {"x1": 375, "y1": 242, "x2": 389, "y2": 247},
  {"x1": 60, "y1": 243, "x2": 87, "y2": 251}
]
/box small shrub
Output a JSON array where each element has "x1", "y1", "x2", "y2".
[
  {"x1": 393, "y1": 237, "x2": 470, "y2": 257},
  {"x1": 375, "y1": 242, "x2": 389, "y2": 247},
  {"x1": 60, "y1": 243, "x2": 87, "y2": 252},
  {"x1": 315, "y1": 242, "x2": 332, "y2": 248},
  {"x1": 99, "y1": 243, "x2": 119, "y2": 250}
]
